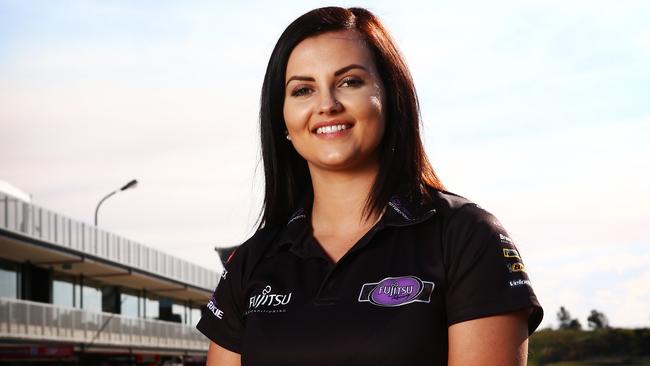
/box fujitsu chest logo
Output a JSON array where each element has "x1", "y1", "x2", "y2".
[
  {"x1": 358, "y1": 276, "x2": 434, "y2": 307},
  {"x1": 246, "y1": 285, "x2": 292, "y2": 315}
]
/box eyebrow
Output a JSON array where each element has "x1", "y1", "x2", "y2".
[{"x1": 285, "y1": 64, "x2": 369, "y2": 87}]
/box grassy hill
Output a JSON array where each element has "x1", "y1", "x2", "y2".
[
  {"x1": 541, "y1": 359, "x2": 650, "y2": 366},
  {"x1": 528, "y1": 328, "x2": 650, "y2": 366}
]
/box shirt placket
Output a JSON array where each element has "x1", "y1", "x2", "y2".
[{"x1": 312, "y1": 222, "x2": 386, "y2": 305}]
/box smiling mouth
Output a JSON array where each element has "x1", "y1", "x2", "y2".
[{"x1": 314, "y1": 123, "x2": 353, "y2": 135}]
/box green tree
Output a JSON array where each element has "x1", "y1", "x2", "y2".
[
  {"x1": 557, "y1": 306, "x2": 571, "y2": 328},
  {"x1": 568, "y1": 318, "x2": 582, "y2": 330},
  {"x1": 587, "y1": 309, "x2": 609, "y2": 329},
  {"x1": 557, "y1": 306, "x2": 582, "y2": 330}
]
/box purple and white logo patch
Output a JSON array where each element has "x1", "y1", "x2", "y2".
[{"x1": 358, "y1": 276, "x2": 434, "y2": 307}]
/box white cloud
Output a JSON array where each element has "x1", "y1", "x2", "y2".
[
  {"x1": 530, "y1": 244, "x2": 650, "y2": 329},
  {"x1": 432, "y1": 117, "x2": 650, "y2": 258}
]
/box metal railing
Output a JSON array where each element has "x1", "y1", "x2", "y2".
[
  {"x1": 0, "y1": 192, "x2": 218, "y2": 292},
  {"x1": 0, "y1": 297, "x2": 208, "y2": 351}
]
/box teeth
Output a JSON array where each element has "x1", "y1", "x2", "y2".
[{"x1": 316, "y1": 124, "x2": 349, "y2": 135}]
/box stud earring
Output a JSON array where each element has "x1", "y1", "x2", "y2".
[{"x1": 285, "y1": 130, "x2": 291, "y2": 141}]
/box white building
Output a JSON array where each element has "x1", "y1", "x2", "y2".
[{"x1": 0, "y1": 191, "x2": 217, "y2": 365}]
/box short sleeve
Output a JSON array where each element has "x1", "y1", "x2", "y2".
[
  {"x1": 443, "y1": 204, "x2": 543, "y2": 335},
  {"x1": 196, "y1": 247, "x2": 245, "y2": 353}
]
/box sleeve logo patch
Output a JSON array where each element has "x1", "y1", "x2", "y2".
[
  {"x1": 502, "y1": 248, "x2": 520, "y2": 259},
  {"x1": 206, "y1": 298, "x2": 224, "y2": 319},
  {"x1": 507, "y1": 262, "x2": 526, "y2": 273},
  {"x1": 499, "y1": 233, "x2": 514, "y2": 245},
  {"x1": 509, "y1": 279, "x2": 531, "y2": 287},
  {"x1": 358, "y1": 276, "x2": 434, "y2": 307}
]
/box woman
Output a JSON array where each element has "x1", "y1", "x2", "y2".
[{"x1": 197, "y1": 6, "x2": 543, "y2": 366}]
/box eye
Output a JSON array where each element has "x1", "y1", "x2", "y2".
[
  {"x1": 340, "y1": 77, "x2": 364, "y2": 88},
  {"x1": 290, "y1": 86, "x2": 312, "y2": 97}
]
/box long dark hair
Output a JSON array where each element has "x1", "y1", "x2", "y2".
[{"x1": 258, "y1": 6, "x2": 444, "y2": 229}]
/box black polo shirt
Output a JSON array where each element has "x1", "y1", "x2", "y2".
[{"x1": 197, "y1": 189, "x2": 543, "y2": 365}]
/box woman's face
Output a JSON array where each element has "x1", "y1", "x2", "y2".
[{"x1": 283, "y1": 30, "x2": 386, "y2": 173}]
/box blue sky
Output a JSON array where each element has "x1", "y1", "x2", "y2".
[{"x1": 1, "y1": 0, "x2": 649, "y2": 329}]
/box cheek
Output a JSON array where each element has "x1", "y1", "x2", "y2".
[
  {"x1": 283, "y1": 100, "x2": 311, "y2": 132},
  {"x1": 370, "y1": 82, "x2": 386, "y2": 120},
  {"x1": 366, "y1": 92, "x2": 387, "y2": 142},
  {"x1": 362, "y1": 90, "x2": 386, "y2": 131},
  {"x1": 369, "y1": 95, "x2": 383, "y2": 116}
]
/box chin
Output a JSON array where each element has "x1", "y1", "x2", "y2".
[
  {"x1": 312, "y1": 154, "x2": 377, "y2": 172},
  {"x1": 314, "y1": 159, "x2": 353, "y2": 171}
]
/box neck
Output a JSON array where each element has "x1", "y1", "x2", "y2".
[{"x1": 309, "y1": 163, "x2": 381, "y2": 230}]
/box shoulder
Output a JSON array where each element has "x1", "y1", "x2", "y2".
[
  {"x1": 386, "y1": 187, "x2": 500, "y2": 231},
  {"x1": 224, "y1": 225, "x2": 282, "y2": 271},
  {"x1": 426, "y1": 188, "x2": 508, "y2": 242},
  {"x1": 428, "y1": 189, "x2": 494, "y2": 220},
  {"x1": 428, "y1": 189, "x2": 473, "y2": 213}
]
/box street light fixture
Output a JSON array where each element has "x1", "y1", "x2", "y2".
[{"x1": 94, "y1": 179, "x2": 138, "y2": 226}]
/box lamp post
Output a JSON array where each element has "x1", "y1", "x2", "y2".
[{"x1": 94, "y1": 179, "x2": 138, "y2": 226}]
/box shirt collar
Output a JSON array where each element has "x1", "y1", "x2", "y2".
[
  {"x1": 382, "y1": 192, "x2": 438, "y2": 227},
  {"x1": 265, "y1": 189, "x2": 437, "y2": 258}
]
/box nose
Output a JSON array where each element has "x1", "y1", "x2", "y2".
[{"x1": 318, "y1": 89, "x2": 343, "y2": 114}]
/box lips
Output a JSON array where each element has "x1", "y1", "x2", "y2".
[
  {"x1": 315, "y1": 124, "x2": 350, "y2": 134},
  {"x1": 311, "y1": 120, "x2": 354, "y2": 135}
]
